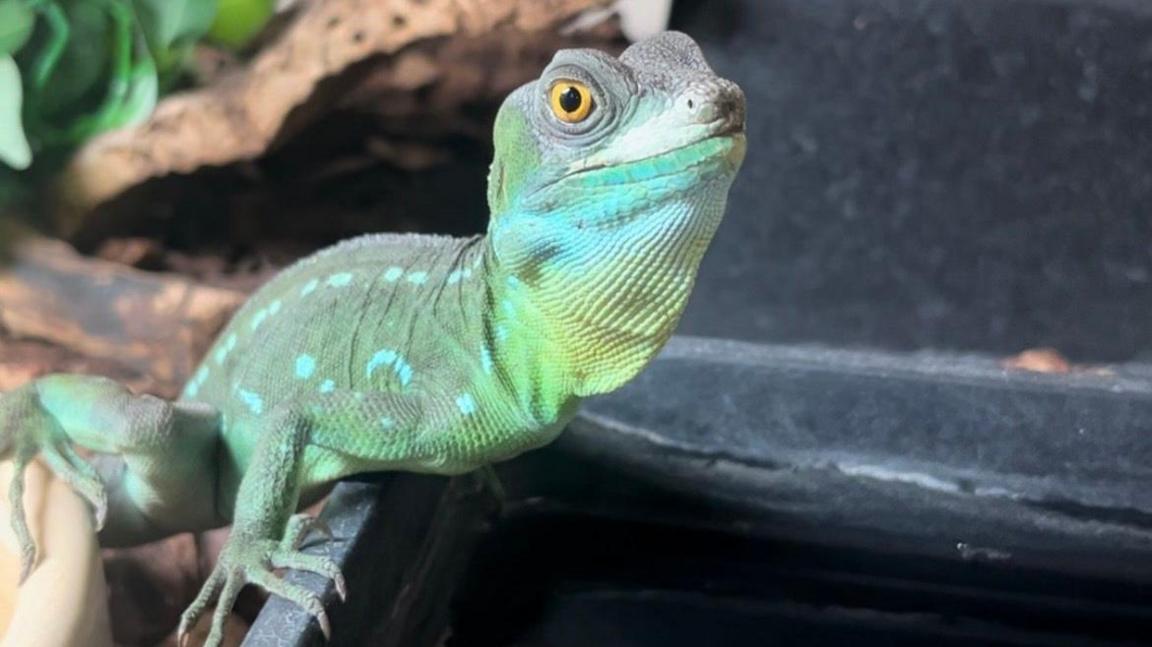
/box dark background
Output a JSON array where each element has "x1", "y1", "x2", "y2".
[{"x1": 674, "y1": 0, "x2": 1152, "y2": 362}]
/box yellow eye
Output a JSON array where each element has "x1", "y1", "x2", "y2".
[{"x1": 549, "y1": 80, "x2": 593, "y2": 123}]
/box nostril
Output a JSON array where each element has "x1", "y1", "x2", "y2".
[{"x1": 685, "y1": 94, "x2": 720, "y2": 123}]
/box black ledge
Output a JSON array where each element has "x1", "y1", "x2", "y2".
[
  {"x1": 244, "y1": 336, "x2": 1152, "y2": 646},
  {"x1": 569, "y1": 336, "x2": 1152, "y2": 581}
]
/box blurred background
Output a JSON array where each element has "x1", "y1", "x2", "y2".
[{"x1": 0, "y1": 0, "x2": 1150, "y2": 645}]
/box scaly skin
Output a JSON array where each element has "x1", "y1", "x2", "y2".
[{"x1": 0, "y1": 31, "x2": 745, "y2": 646}]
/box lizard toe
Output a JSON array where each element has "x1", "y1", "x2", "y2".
[
  {"x1": 7, "y1": 440, "x2": 37, "y2": 582},
  {"x1": 184, "y1": 536, "x2": 344, "y2": 646},
  {"x1": 282, "y1": 511, "x2": 333, "y2": 550},
  {"x1": 1, "y1": 384, "x2": 111, "y2": 582},
  {"x1": 271, "y1": 549, "x2": 348, "y2": 601},
  {"x1": 40, "y1": 437, "x2": 107, "y2": 530},
  {"x1": 251, "y1": 567, "x2": 334, "y2": 638},
  {"x1": 178, "y1": 566, "x2": 225, "y2": 645}
]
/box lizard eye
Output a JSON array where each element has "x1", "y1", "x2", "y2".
[{"x1": 549, "y1": 80, "x2": 593, "y2": 123}]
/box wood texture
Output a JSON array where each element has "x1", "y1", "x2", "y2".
[
  {"x1": 0, "y1": 221, "x2": 246, "y2": 397},
  {"x1": 57, "y1": 0, "x2": 613, "y2": 231}
]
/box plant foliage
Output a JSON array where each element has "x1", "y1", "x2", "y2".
[{"x1": 0, "y1": 0, "x2": 272, "y2": 174}]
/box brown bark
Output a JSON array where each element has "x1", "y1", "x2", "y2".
[
  {"x1": 57, "y1": 0, "x2": 614, "y2": 232},
  {"x1": 0, "y1": 221, "x2": 246, "y2": 397}
]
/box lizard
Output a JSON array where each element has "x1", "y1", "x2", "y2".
[{"x1": 0, "y1": 30, "x2": 745, "y2": 646}]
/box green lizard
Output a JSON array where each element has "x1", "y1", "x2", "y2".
[{"x1": 0, "y1": 31, "x2": 745, "y2": 645}]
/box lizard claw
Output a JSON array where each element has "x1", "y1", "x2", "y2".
[
  {"x1": 271, "y1": 549, "x2": 348, "y2": 602},
  {"x1": 182, "y1": 536, "x2": 346, "y2": 647},
  {"x1": 1, "y1": 386, "x2": 109, "y2": 583},
  {"x1": 317, "y1": 608, "x2": 332, "y2": 640}
]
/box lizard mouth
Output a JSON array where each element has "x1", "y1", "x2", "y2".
[
  {"x1": 620, "y1": 130, "x2": 743, "y2": 176},
  {"x1": 708, "y1": 106, "x2": 746, "y2": 138},
  {"x1": 562, "y1": 129, "x2": 746, "y2": 186}
]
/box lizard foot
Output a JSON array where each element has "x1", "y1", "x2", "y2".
[
  {"x1": 283, "y1": 511, "x2": 334, "y2": 550},
  {"x1": 178, "y1": 531, "x2": 346, "y2": 647},
  {"x1": 0, "y1": 386, "x2": 108, "y2": 581}
]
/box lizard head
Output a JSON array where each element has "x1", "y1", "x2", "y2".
[
  {"x1": 486, "y1": 30, "x2": 745, "y2": 221},
  {"x1": 485, "y1": 31, "x2": 746, "y2": 396}
]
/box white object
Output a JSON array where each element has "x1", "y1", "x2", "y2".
[{"x1": 616, "y1": 0, "x2": 674, "y2": 42}]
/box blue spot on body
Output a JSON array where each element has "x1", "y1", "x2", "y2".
[
  {"x1": 384, "y1": 267, "x2": 403, "y2": 282},
  {"x1": 295, "y1": 354, "x2": 316, "y2": 379},
  {"x1": 238, "y1": 389, "x2": 264, "y2": 415},
  {"x1": 366, "y1": 348, "x2": 414, "y2": 387},
  {"x1": 366, "y1": 349, "x2": 398, "y2": 377},
  {"x1": 447, "y1": 268, "x2": 473, "y2": 285},
  {"x1": 319, "y1": 379, "x2": 336, "y2": 394},
  {"x1": 396, "y1": 361, "x2": 413, "y2": 386},
  {"x1": 506, "y1": 275, "x2": 522, "y2": 288},
  {"x1": 502, "y1": 300, "x2": 516, "y2": 316},
  {"x1": 250, "y1": 299, "x2": 283, "y2": 331},
  {"x1": 214, "y1": 334, "x2": 238, "y2": 365},
  {"x1": 184, "y1": 365, "x2": 210, "y2": 398},
  {"x1": 379, "y1": 417, "x2": 395, "y2": 430},
  {"x1": 301, "y1": 279, "x2": 320, "y2": 296},
  {"x1": 480, "y1": 345, "x2": 493, "y2": 374},
  {"x1": 406, "y1": 271, "x2": 428, "y2": 285},
  {"x1": 327, "y1": 273, "x2": 353, "y2": 288},
  {"x1": 455, "y1": 393, "x2": 477, "y2": 415},
  {"x1": 496, "y1": 325, "x2": 509, "y2": 342}
]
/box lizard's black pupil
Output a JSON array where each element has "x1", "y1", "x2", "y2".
[{"x1": 559, "y1": 86, "x2": 583, "y2": 113}]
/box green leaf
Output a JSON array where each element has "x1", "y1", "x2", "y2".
[
  {"x1": 0, "y1": 55, "x2": 32, "y2": 169},
  {"x1": 0, "y1": 0, "x2": 35, "y2": 56},
  {"x1": 31, "y1": 2, "x2": 111, "y2": 117},
  {"x1": 106, "y1": 45, "x2": 157, "y2": 129},
  {"x1": 132, "y1": 0, "x2": 216, "y2": 52},
  {"x1": 209, "y1": 0, "x2": 275, "y2": 49},
  {"x1": 48, "y1": 12, "x2": 159, "y2": 143}
]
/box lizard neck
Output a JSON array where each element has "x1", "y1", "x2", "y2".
[{"x1": 485, "y1": 178, "x2": 731, "y2": 402}]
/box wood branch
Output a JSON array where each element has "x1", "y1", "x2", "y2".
[
  {"x1": 0, "y1": 221, "x2": 247, "y2": 397},
  {"x1": 57, "y1": 0, "x2": 614, "y2": 232},
  {"x1": 0, "y1": 337, "x2": 155, "y2": 394},
  {"x1": 337, "y1": 18, "x2": 625, "y2": 138}
]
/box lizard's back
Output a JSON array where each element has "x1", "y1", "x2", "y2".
[{"x1": 182, "y1": 233, "x2": 506, "y2": 474}]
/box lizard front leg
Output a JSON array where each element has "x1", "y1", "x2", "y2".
[
  {"x1": 0, "y1": 374, "x2": 222, "y2": 575},
  {"x1": 179, "y1": 389, "x2": 435, "y2": 647}
]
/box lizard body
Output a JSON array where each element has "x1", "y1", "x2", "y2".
[{"x1": 0, "y1": 31, "x2": 745, "y2": 646}]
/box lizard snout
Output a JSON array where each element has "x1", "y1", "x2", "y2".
[{"x1": 683, "y1": 78, "x2": 746, "y2": 135}]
